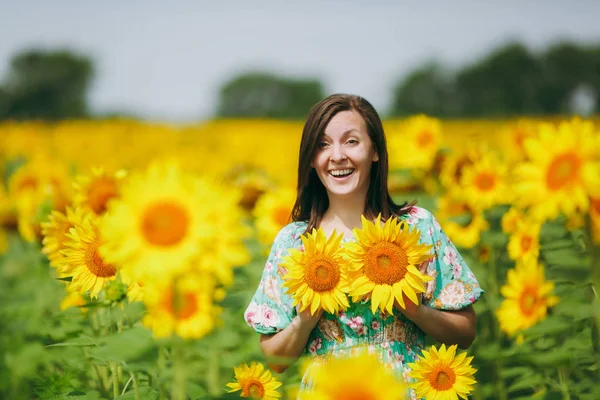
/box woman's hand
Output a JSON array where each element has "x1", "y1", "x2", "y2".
[
  {"x1": 293, "y1": 304, "x2": 324, "y2": 333},
  {"x1": 394, "y1": 260, "x2": 429, "y2": 320}
]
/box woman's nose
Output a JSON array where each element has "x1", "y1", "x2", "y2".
[{"x1": 330, "y1": 144, "x2": 347, "y2": 162}]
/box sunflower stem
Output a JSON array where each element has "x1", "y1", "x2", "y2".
[
  {"x1": 111, "y1": 362, "x2": 120, "y2": 399},
  {"x1": 558, "y1": 367, "x2": 571, "y2": 400},
  {"x1": 171, "y1": 339, "x2": 188, "y2": 400},
  {"x1": 585, "y1": 215, "x2": 600, "y2": 352},
  {"x1": 207, "y1": 348, "x2": 220, "y2": 396},
  {"x1": 157, "y1": 345, "x2": 168, "y2": 400},
  {"x1": 132, "y1": 371, "x2": 141, "y2": 400},
  {"x1": 488, "y1": 244, "x2": 508, "y2": 400}
]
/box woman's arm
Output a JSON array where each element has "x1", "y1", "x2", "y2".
[
  {"x1": 400, "y1": 302, "x2": 477, "y2": 349},
  {"x1": 259, "y1": 308, "x2": 323, "y2": 373}
]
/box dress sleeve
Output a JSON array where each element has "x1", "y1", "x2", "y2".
[
  {"x1": 244, "y1": 223, "x2": 301, "y2": 334},
  {"x1": 419, "y1": 209, "x2": 484, "y2": 310}
]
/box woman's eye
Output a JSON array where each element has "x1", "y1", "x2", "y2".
[
  {"x1": 347, "y1": 139, "x2": 358, "y2": 145},
  {"x1": 318, "y1": 142, "x2": 329, "y2": 148}
]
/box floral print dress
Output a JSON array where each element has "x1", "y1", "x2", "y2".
[{"x1": 244, "y1": 206, "x2": 484, "y2": 398}]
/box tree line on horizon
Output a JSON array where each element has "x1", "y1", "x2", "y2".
[{"x1": 0, "y1": 41, "x2": 598, "y2": 121}]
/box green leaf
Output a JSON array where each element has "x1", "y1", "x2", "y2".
[
  {"x1": 114, "y1": 387, "x2": 158, "y2": 400},
  {"x1": 47, "y1": 336, "x2": 98, "y2": 348},
  {"x1": 507, "y1": 372, "x2": 544, "y2": 392},
  {"x1": 90, "y1": 326, "x2": 155, "y2": 364}
]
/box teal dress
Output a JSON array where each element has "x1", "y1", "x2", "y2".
[{"x1": 244, "y1": 207, "x2": 484, "y2": 398}]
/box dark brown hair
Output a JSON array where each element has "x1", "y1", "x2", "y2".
[{"x1": 291, "y1": 93, "x2": 413, "y2": 233}]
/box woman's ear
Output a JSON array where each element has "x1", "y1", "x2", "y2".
[{"x1": 373, "y1": 152, "x2": 379, "y2": 162}]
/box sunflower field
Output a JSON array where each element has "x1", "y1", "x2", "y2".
[{"x1": 0, "y1": 115, "x2": 599, "y2": 399}]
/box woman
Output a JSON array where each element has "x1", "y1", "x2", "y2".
[{"x1": 244, "y1": 94, "x2": 483, "y2": 394}]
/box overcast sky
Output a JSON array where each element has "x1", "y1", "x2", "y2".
[{"x1": 1, "y1": 0, "x2": 599, "y2": 121}]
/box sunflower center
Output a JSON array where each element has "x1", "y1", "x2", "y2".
[
  {"x1": 141, "y1": 202, "x2": 189, "y2": 247},
  {"x1": 305, "y1": 256, "x2": 340, "y2": 292},
  {"x1": 274, "y1": 206, "x2": 290, "y2": 227},
  {"x1": 17, "y1": 176, "x2": 39, "y2": 192},
  {"x1": 365, "y1": 242, "x2": 408, "y2": 285},
  {"x1": 429, "y1": 365, "x2": 456, "y2": 391},
  {"x1": 519, "y1": 287, "x2": 540, "y2": 315},
  {"x1": 520, "y1": 235, "x2": 533, "y2": 252},
  {"x1": 163, "y1": 289, "x2": 198, "y2": 320},
  {"x1": 87, "y1": 178, "x2": 119, "y2": 215},
  {"x1": 417, "y1": 130, "x2": 433, "y2": 148},
  {"x1": 241, "y1": 380, "x2": 264, "y2": 398},
  {"x1": 546, "y1": 152, "x2": 581, "y2": 191},
  {"x1": 474, "y1": 172, "x2": 496, "y2": 191},
  {"x1": 85, "y1": 242, "x2": 117, "y2": 278}
]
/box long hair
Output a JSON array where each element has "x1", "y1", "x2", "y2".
[{"x1": 291, "y1": 93, "x2": 413, "y2": 233}]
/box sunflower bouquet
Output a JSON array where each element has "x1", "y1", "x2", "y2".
[
  {"x1": 344, "y1": 214, "x2": 434, "y2": 314},
  {"x1": 280, "y1": 227, "x2": 352, "y2": 315}
]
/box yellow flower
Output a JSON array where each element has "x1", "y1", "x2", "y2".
[
  {"x1": 501, "y1": 119, "x2": 539, "y2": 165},
  {"x1": 281, "y1": 228, "x2": 351, "y2": 315},
  {"x1": 142, "y1": 274, "x2": 218, "y2": 339},
  {"x1": 253, "y1": 186, "x2": 296, "y2": 249},
  {"x1": 224, "y1": 165, "x2": 275, "y2": 212},
  {"x1": 226, "y1": 362, "x2": 282, "y2": 399},
  {"x1": 60, "y1": 291, "x2": 88, "y2": 313},
  {"x1": 514, "y1": 119, "x2": 600, "y2": 221},
  {"x1": 73, "y1": 167, "x2": 127, "y2": 217},
  {"x1": 100, "y1": 161, "x2": 217, "y2": 282},
  {"x1": 388, "y1": 115, "x2": 442, "y2": 171},
  {"x1": 344, "y1": 215, "x2": 433, "y2": 314},
  {"x1": 303, "y1": 350, "x2": 407, "y2": 399},
  {"x1": 408, "y1": 344, "x2": 477, "y2": 400},
  {"x1": 41, "y1": 207, "x2": 87, "y2": 270},
  {"x1": 507, "y1": 222, "x2": 541, "y2": 262},
  {"x1": 501, "y1": 207, "x2": 525, "y2": 235},
  {"x1": 61, "y1": 214, "x2": 117, "y2": 298},
  {"x1": 436, "y1": 196, "x2": 488, "y2": 249},
  {"x1": 496, "y1": 260, "x2": 559, "y2": 336},
  {"x1": 460, "y1": 152, "x2": 510, "y2": 210},
  {"x1": 439, "y1": 145, "x2": 483, "y2": 194}
]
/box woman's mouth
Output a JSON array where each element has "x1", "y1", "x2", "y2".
[{"x1": 329, "y1": 168, "x2": 355, "y2": 179}]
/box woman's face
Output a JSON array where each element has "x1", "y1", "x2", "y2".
[{"x1": 312, "y1": 110, "x2": 379, "y2": 200}]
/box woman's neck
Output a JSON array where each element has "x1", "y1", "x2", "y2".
[{"x1": 320, "y1": 193, "x2": 367, "y2": 238}]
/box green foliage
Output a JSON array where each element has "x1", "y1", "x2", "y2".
[
  {"x1": 216, "y1": 71, "x2": 325, "y2": 119},
  {"x1": 390, "y1": 41, "x2": 600, "y2": 117},
  {"x1": 0, "y1": 49, "x2": 94, "y2": 120}
]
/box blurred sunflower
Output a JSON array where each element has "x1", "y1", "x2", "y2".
[
  {"x1": 253, "y1": 186, "x2": 296, "y2": 249},
  {"x1": 514, "y1": 119, "x2": 600, "y2": 221},
  {"x1": 73, "y1": 167, "x2": 127, "y2": 217},
  {"x1": 496, "y1": 260, "x2": 559, "y2": 336},
  {"x1": 281, "y1": 228, "x2": 351, "y2": 315},
  {"x1": 438, "y1": 145, "x2": 483, "y2": 195},
  {"x1": 388, "y1": 115, "x2": 442, "y2": 171},
  {"x1": 460, "y1": 152, "x2": 510, "y2": 210},
  {"x1": 226, "y1": 361, "x2": 282, "y2": 399},
  {"x1": 436, "y1": 196, "x2": 488, "y2": 249},
  {"x1": 41, "y1": 207, "x2": 87, "y2": 270},
  {"x1": 501, "y1": 207, "x2": 526, "y2": 235},
  {"x1": 142, "y1": 274, "x2": 218, "y2": 339},
  {"x1": 303, "y1": 350, "x2": 407, "y2": 399},
  {"x1": 408, "y1": 344, "x2": 477, "y2": 400},
  {"x1": 501, "y1": 119, "x2": 539, "y2": 164},
  {"x1": 507, "y1": 222, "x2": 541, "y2": 262},
  {"x1": 61, "y1": 214, "x2": 117, "y2": 298},
  {"x1": 100, "y1": 161, "x2": 217, "y2": 282},
  {"x1": 344, "y1": 215, "x2": 433, "y2": 313}
]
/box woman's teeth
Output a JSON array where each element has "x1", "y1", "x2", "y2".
[{"x1": 330, "y1": 168, "x2": 354, "y2": 177}]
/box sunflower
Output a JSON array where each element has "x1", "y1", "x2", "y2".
[
  {"x1": 344, "y1": 215, "x2": 433, "y2": 314},
  {"x1": 226, "y1": 361, "x2": 282, "y2": 399},
  {"x1": 388, "y1": 115, "x2": 442, "y2": 171},
  {"x1": 507, "y1": 222, "x2": 541, "y2": 262},
  {"x1": 514, "y1": 119, "x2": 600, "y2": 221},
  {"x1": 459, "y1": 153, "x2": 510, "y2": 210},
  {"x1": 303, "y1": 350, "x2": 407, "y2": 399},
  {"x1": 436, "y1": 195, "x2": 488, "y2": 249},
  {"x1": 496, "y1": 260, "x2": 559, "y2": 336},
  {"x1": 253, "y1": 186, "x2": 296, "y2": 249},
  {"x1": 142, "y1": 273, "x2": 218, "y2": 339},
  {"x1": 41, "y1": 207, "x2": 88, "y2": 270},
  {"x1": 408, "y1": 344, "x2": 477, "y2": 400},
  {"x1": 99, "y1": 161, "x2": 217, "y2": 282},
  {"x1": 438, "y1": 145, "x2": 484, "y2": 195},
  {"x1": 60, "y1": 290, "x2": 88, "y2": 312},
  {"x1": 73, "y1": 167, "x2": 126, "y2": 217},
  {"x1": 61, "y1": 214, "x2": 117, "y2": 298},
  {"x1": 501, "y1": 119, "x2": 539, "y2": 165},
  {"x1": 281, "y1": 228, "x2": 351, "y2": 315},
  {"x1": 501, "y1": 207, "x2": 525, "y2": 235}
]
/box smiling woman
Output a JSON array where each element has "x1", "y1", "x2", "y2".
[{"x1": 243, "y1": 93, "x2": 484, "y2": 399}]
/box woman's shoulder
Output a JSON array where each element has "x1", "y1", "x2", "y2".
[
  {"x1": 273, "y1": 220, "x2": 308, "y2": 243},
  {"x1": 396, "y1": 204, "x2": 436, "y2": 224}
]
